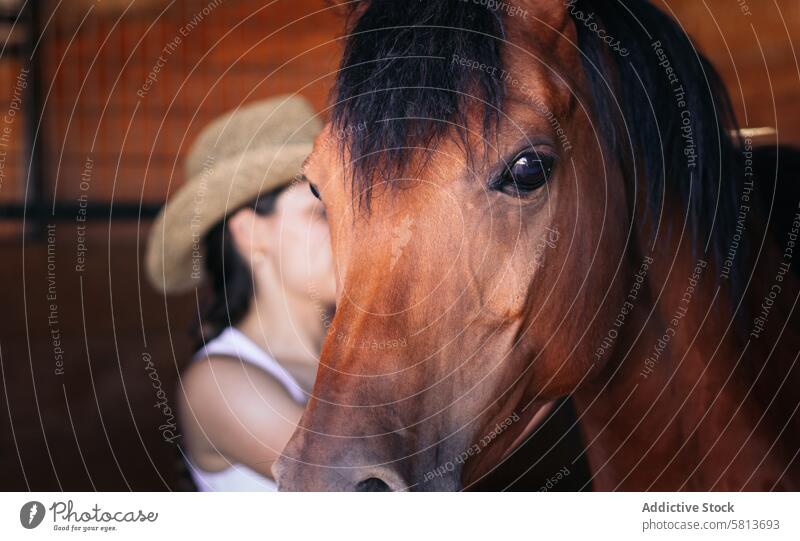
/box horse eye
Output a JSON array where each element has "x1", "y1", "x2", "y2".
[
  {"x1": 309, "y1": 182, "x2": 321, "y2": 200},
  {"x1": 496, "y1": 151, "x2": 554, "y2": 196}
]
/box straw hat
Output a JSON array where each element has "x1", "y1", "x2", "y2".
[{"x1": 146, "y1": 95, "x2": 322, "y2": 294}]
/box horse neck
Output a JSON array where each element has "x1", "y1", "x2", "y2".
[{"x1": 572, "y1": 244, "x2": 792, "y2": 490}]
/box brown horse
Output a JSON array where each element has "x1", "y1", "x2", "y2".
[{"x1": 274, "y1": 0, "x2": 800, "y2": 490}]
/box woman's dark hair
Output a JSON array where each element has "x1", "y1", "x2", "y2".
[{"x1": 193, "y1": 183, "x2": 290, "y2": 348}]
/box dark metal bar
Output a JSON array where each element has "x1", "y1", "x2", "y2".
[
  {"x1": 1, "y1": 43, "x2": 25, "y2": 57},
  {"x1": 0, "y1": 13, "x2": 20, "y2": 25},
  {"x1": 0, "y1": 203, "x2": 162, "y2": 221}
]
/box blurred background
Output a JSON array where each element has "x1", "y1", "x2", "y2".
[{"x1": 0, "y1": 0, "x2": 798, "y2": 490}]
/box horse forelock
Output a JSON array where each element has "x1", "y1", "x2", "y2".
[{"x1": 331, "y1": 0, "x2": 506, "y2": 207}]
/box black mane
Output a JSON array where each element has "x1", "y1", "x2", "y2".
[
  {"x1": 333, "y1": 0, "x2": 741, "y2": 285},
  {"x1": 574, "y1": 0, "x2": 741, "y2": 275}
]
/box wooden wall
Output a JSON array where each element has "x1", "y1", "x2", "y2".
[
  {"x1": 39, "y1": 0, "x2": 342, "y2": 205},
  {"x1": 669, "y1": 0, "x2": 800, "y2": 142}
]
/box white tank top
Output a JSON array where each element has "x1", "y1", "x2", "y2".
[{"x1": 186, "y1": 327, "x2": 308, "y2": 492}]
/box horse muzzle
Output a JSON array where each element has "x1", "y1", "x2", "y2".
[{"x1": 272, "y1": 428, "x2": 464, "y2": 491}]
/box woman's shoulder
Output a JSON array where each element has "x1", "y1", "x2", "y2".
[
  {"x1": 180, "y1": 354, "x2": 295, "y2": 406},
  {"x1": 178, "y1": 355, "x2": 305, "y2": 442},
  {"x1": 177, "y1": 354, "x2": 305, "y2": 476}
]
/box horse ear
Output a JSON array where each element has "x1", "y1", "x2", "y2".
[
  {"x1": 510, "y1": 0, "x2": 578, "y2": 50},
  {"x1": 514, "y1": 0, "x2": 571, "y2": 32},
  {"x1": 338, "y1": 0, "x2": 370, "y2": 30}
]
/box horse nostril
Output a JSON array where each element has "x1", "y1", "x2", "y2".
[{"x1": 355, "y1": 476, "x2": 392, "y2": 492}]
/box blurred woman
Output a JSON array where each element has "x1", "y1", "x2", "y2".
[{"x1": 145, "y1": 95, "x2": 335, "y2": 490}]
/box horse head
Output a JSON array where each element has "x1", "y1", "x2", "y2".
[{"x1": 274, "y1": 0, "x2": 752, "y2": 491}]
